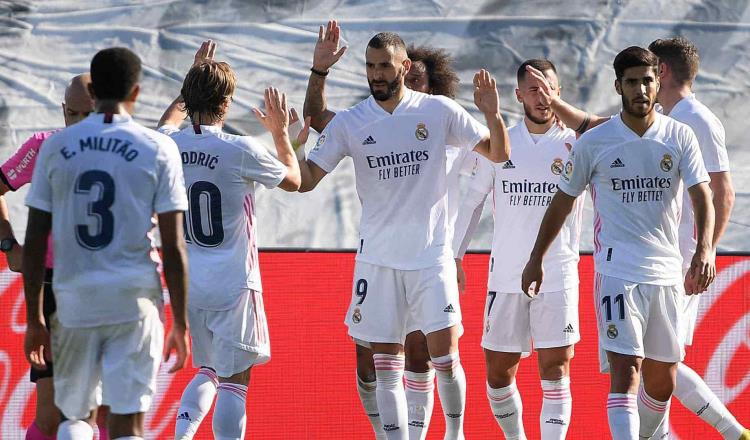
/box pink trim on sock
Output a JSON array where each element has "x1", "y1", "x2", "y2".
[
  {"x1": 542, "y1": 389, "x2": 572, "y2": 401},
  {"x1": 405, "y1": 377, "x2": 435, "y2": 392},
  {"x1": 431, "y1": 356, "x2": 460, "y2": 372},
  {"x1": 638, "y1": 388, "x2": 668, "y2": 413},
  {"x1": 607, "y1": 394, "x2": 637, "y2": 409},
  {"x1": 198, "y1": 367, "x2": 220, "y2": 387},
  {"x1": 487, "y1": 389, "x2": 516, "y2": 403},
  {"x1": 373, "y1": 354, "x2": 405, "y2": 371},
  {"x1": 218, "y1": 383, "x2": 247, "y2": 400}
]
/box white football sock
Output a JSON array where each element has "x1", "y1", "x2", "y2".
[
  {"x1": 213, "y1": 383, "x2": 248, "y2": 440},
  {"x1": 57, "y1": 420, "x2": 94, "y2": 440},
  {"x1": 357, "y1": 374, "x2": 386, "y2": 439},
  {"x1": 607, "y1": 393, "x2": 638, "y2": 440},
  {"x1": 373, "y1": 354, "x2": 408, "y2": 440},
  {"x1": 404, "y1": 369, "x2": 435, "y2": 440},
  {"x1": 487, "y1": 382, "x2": 526, "y2": 439},
  {"x1": 674, "y1": 363, "x2": 745, "y2": 440},
  {"x1": 638, "y1": 387, "x2": 669, "y2": 438},
  {"x1": 175, "y1": 367, "x2": 219, "y2": 440},
  {"x1": 432, "y1": 353, "x2": 466, "y2": 440},
  {"x1": 540, "y1": 377, "x2": 572, "y2": 439}
]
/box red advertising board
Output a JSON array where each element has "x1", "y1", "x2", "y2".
[{"x1": 0, "y1": 253, "x2": 746, "y2": 439}]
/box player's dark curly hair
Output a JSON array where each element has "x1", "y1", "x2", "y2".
[
  {"x1": 613, "y1": 46, "x2": 659, "y2": 81},
  {"x1": 90, "y1": 47, "x2": 141, "y2": 101},
  {"x1": 407, "y1": 45, "x2": 459, "y2": 98},
  {"x1": 648, "y1": 37, "x2": 700, "y2": 85},
  {"x1": 181, "y1": 60, "x2": 236, "y2": 122}
]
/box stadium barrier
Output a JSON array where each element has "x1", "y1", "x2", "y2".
[{"x1": 0, "y1": 252, "x2": 746, "y2": 439}]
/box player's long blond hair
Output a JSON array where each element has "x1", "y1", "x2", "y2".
[{"x1": 181, "y1": 60, "x2": 236, "y2": 123}]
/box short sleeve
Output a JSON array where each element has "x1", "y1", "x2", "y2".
[
  {"x1": 1, "y1": 132, "x2": 52, "y2": 191},
  {"x1": 466, "y1": 153, "x2": 495, "y2": 196},
  {"x1": 688, "y1": 115, "x2": 729, "y2": 173},
  {"x1": 240, "y1": 139, "x2": 288, "y2": 189},
  {"x1": 308, "y1": 115, "x2": 350, "y2": 173},
  {"x1": 679, "y1": 127, "x2": 710, "y2": 189},
  {"x1": 24, "y1": 137, "x2": 55, "y2": 213},
  {"x1": 154, "y1": 139, "x2": 188, "y2": 213},
  {"x1": 442, "y1": 98, "x2": 489, "y2": 150},
  {"x1": 558, "y1": 140, "x2": 592, "y2": 197}
]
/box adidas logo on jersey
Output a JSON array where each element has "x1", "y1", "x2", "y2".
[
  {"x1": 443, "y1": 304, "x2": 456, "y2": 313},
  {"x1": 610, "y1": 158, "x2": 625, "y2": 168},
  {"x1": 502, "y1": 160, "x2": 516, "y2": 169},
  {"x1": 362, "y1": 135, "x2": 376, "y2": 145},
  {"x1": 177, "y1": 411, "x2": 191, "y2": 421},
  {"x1": 563, "y1": 323, "x2": 575, "y2": 334}
]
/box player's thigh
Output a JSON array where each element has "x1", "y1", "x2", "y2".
[
  {"x1": 355, "y1": 342, "x2": 376, "y2": 381},
  {"x1": 407, "y1": 260, "x2": 462, "y2": 338},
  {"x1": 642, "y1": 284, "x2": 684, "y2": 364},
  {"x1": 594, "y1": 273, "x2": 647, "y2": 361},
  {"x1": 50, "y1": 316, "x2": 101, "y2": 420},
  {"x1": 481, "y1": 291, "x2": 531, "y2": 355},
  {"x1": 346, "y1": 262, "x2": 408, "y2": 344},
  {"x1": 100, "y1": 304, "x2": 163, "y2": 416},
  {"x1": 530, "y1": 287, "x2": 580, "y2": 351},
  {"x1": 206, "y1": 290, "x2": 270, "y2": 378}
]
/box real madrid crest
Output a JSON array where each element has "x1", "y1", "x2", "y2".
[
  {"x1": 415, "y1": 123, "x2": 429, "y2": 141},
  {"x1": 352, "y1": 307, "x2": 362, "y2": 324},
  {"x1": 660, "y1": 154, "x2": 673, "y2": 172},
  {"x1": 607, "y1": 324, "x2": 618, "y2": 339},
  {"x1": 551, "y1": 158, "x2": 564, "y2": 175}
]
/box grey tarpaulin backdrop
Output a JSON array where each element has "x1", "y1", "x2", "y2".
[{"x1": 0, "y1": 0, "x2": 748, "y2": 251}]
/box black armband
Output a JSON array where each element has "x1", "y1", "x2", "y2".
[{"x1": 575, "y1": 113, "x2": 591, "y2": 134}]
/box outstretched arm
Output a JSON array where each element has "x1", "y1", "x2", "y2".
[
  {"x1": 158, "y1": 40, "x2": 217, "y2": 128},
  {"x1": 521, "y1": 191, "x2": 578, "y2": 296},
  {"x1": 526, "y1": 65, "x2": 609, "y2": 135},
  {"x1": 304, "y1": 20, "x2": 347, "y2": 133},
  {"x1": 252, "y1": 87, "x2": 301, "y2": 192},
  {"x1": 472, "y1": 69, "x2": 510, "y2": 163}
]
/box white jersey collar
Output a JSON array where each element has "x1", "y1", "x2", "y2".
[
  {"x1": 89, "y1": 112, "x2": 132, "y2": 124},
  {"x1": 367, "y1": 87, "x2": 413, "y2": 116}
]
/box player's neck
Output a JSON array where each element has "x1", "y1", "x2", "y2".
[
  {"x1": 374, "y1": 87, "x2": 406, "y2": 114},
  {"x1": 620, "y1": 109, "x2": 657, "y2": 137},
  {"x1": 95, "y1": 100, "x2": 132, "y2": 115},
  {"x1": 192, "y1": 112, "x2": 224, "y2": 127},
  {"x1": 658, "y1": 84, "x2": 692, "y2": 115},
  {"x1": 523, "y1": 117, "x2": 553, "y2": 135}
]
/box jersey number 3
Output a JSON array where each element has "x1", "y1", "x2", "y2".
[
  {"x1": 184, "y1": 181, "x2": 224, "y2": 247},
  {"x1": 75, "y1": 170, "x2": 115, "y2": 250}
]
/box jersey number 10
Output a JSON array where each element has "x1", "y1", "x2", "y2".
[{"x1": 184, "y1": 180, "x2": 225, "y2": 247}]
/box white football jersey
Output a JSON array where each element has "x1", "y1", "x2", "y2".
[
  {"x1": 445, "y1": 146, "x2": 472, "y2": 251},
  {"x1": 469, "y1": 123, "x2": 583, "y2": 293},
  {"x1": 559, "y1": 113, "x2": 709, "y2": 285},
  {"x1": 308, "y1": 89, "x2": 488, "y2": 270},
  {"x1": 159, "y1": 124, "x2": 287, "y2": 310},
  {"x1": 667, "y1": 95, "x2": 730, "y2": 268},
  {"x1": 25, "y1": 113, "x2": 188, "y2": 328}
]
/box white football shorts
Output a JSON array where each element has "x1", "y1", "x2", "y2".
[
  {"x1": 51, "y1": 301, "x2": 163, "y2": 419},
  {"x1": 189, "y1": 289, "x2": 270, "y2": 377},
  {"x1": 481, "y1": 287, "x2": 580, "y2": 355},
  {"x1": 345, "y1": 259, "x2": 462, "y2": 344}
]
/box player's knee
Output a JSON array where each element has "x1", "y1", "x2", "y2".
[
  {"x1": 538, "y1": 348, "x2": 573, "y2": 380},
  {"x1": 608, "y1": 354, "x2": 640, "y2": 393},
  {"x1": 486, "y1": 368, "x2": 515, "y2": 388},
  {"x1": 355, "y1": 345, "x2": 376, "y2": 382},
  {"x1": 404, "y1": 333, "x2": 431, "y2": 373}
]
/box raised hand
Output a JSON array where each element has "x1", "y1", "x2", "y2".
[
  {"x1": 289, "y1": 108, "x2": 311, "y2": 150},
  {"x1": 473, "y1": 69, "x2": 500, "y2": 116},
  {"x1": 253, "y1": 87, "x2": 290, "y2": 138},
  {"x1": 193, "y1": 40, "x2": 217, "y2": 67},
  {"x1": 313, "y1": 20, "x2": 347, "y2": 72}
]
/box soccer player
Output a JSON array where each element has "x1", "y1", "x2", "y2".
[
  {"x1": 302, "y1": 20, "x2": 477, "y2": 440},
  {"x1": 157, "y1": 41, "x2": 301, "y2": 440},
  {"x1": 0, "y1": 74, "x2": 101, "y2": 440},
  {"x1": 522, "y1": 46, "x2": 716, "y2": 439},
  {"x1": 452, "y1": 59, "x2": 582, "y2": 440},
  {"x1": 527, "y1": 39, "x2": 748, "y2": 439},
  {"x1": 23, "y1": 47, "x2": 190, "y2": 440},
  {"x1": 298, "y1": 30, "x2": 510, "y2": 440}
]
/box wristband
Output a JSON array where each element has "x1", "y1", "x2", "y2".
[{"x1": 310, "y1": 67, "x2": 329, "y2": 77}]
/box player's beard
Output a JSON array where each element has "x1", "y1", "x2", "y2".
[
  {"x1": 523, "y1": 101, "x2": 553, "y2": 125},
  {"x1": 369, "y1": 71, "x2": 404, "y2": 101},
  {"x1": 621, "y1": 94, "x2": 654, "y2": 118}
]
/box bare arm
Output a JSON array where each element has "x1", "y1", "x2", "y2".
[
  {"x1": 526, "y1": 65, "x2": 609, "y2": 134},
  {"x1": 686, "y1": 182, "x2": 716, "y2": 294},
  {"x1": 252, "y1": 87, "x2": 301, "y2": 192},
  {"x1": 0, "y1": 196, "x2": 22, "y2": 272},
  {"x1": 23, "y1": 208, "x2": 51, "y2": 369},
  {"x1": 304, "y1": 20, "x2": 346, "y2": 133},
  {"x1": 521, "y1": 191, "x2": 578, "y2": 295},
  {"x1": 708, "y1": 171, "x2": 734, "y2": 248},
  {"x1": 158, "y1": 210, "x2": 190, "y2": 373},
  {"x1": 472, "y1": 69, "x2": 510, "y2": 163}
]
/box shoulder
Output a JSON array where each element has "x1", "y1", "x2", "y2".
[
  {"x1": 576, "y1": 117, "x2": 617, "y2": 147},
  {"x1": 672, "y1": 102, "x2": 724, "y2": 137}
]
